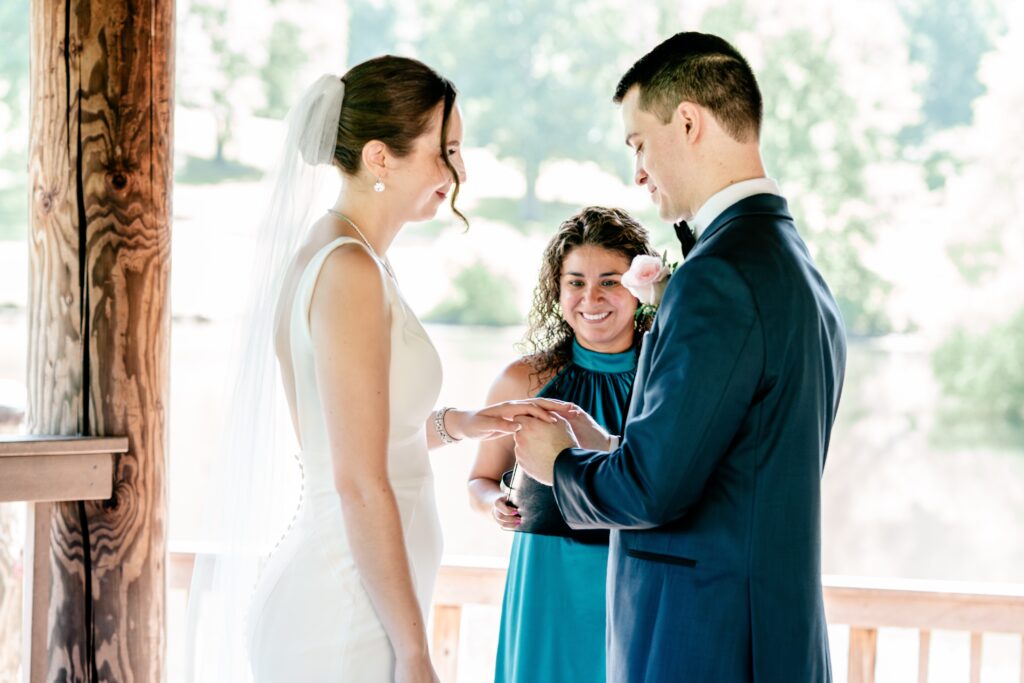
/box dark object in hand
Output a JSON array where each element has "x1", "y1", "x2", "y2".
[{"x1": 501, "y1": 464, "x2": 608, "y2": 545}]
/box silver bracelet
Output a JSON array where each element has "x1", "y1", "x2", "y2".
[{"x1": 434, "y1": 407, "x2": 461, "y2": 444}]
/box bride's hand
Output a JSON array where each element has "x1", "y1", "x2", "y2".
[
  {"x1": 395, "y1": 652, "x2": 439, "y2": 683},
  {"x1": 446, "y1": 401, "x2": 558, "y2": 441}
]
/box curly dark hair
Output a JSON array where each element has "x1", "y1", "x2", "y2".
[{"x1": 519, "y1": 206, "x2": 659, "y2": 381}]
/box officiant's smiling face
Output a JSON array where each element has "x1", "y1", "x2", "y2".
[{"x1": 559, "y1": 245, "x2": 637, "y2": 354}]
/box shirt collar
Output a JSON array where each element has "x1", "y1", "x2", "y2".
[
  {"x1": 690, "y1": 177, "x2": 782, "y2": 239},
  {"x1": 571, "y1": 338, "x2": 637, "y2": 373}
]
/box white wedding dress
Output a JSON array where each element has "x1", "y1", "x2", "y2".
[{"x1": 246, "y1": 236, "x2": 444, "y2": 680}]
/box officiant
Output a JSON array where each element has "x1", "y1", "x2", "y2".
[{"x1": 467, "y1": 206, "x2": 659, "y2": 683}]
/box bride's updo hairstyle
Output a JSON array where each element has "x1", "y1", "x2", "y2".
[{"x1": 334, "y1": 55, "x2": 466, "y2": 223}]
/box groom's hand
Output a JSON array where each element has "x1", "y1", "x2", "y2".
[
  {"x1": 513, "y1": 413, "x2": 578, "y2": 486},
  {"x1": 526, "y1": 398, "x2": 614, "y2": 451}
]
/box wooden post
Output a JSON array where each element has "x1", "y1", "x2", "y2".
[
  {"x1": 969, "y1": 632, "x2": 982, "y2": 683},
  {"x1": 918, "y1": 629, "x2": 930, "y2": 683},
  {"x1": 848, "y1": 627, "x2": 878, "y2": 683},
  {"x1": 27, "y1": 0, "x2": 173, "y2": 680},
  {"x1": 431, "y1": 604, "x2": 462, "y2": 683}
]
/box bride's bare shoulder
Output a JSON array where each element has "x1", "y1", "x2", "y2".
[
  {"x1": 315, "y1": 240, "x2": 380, "y2": 297},
  {"x1": 296, "y1": 221, "x2": 380, "y2": 299},
  {"x1": 275, "y1": 225, "x2": 380, "y2": 335}
]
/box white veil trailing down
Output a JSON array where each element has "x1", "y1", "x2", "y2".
[{"x1": 184, "y1": 74, "x2": 346, "y2": 682}]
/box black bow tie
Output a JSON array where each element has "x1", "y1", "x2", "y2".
[{"x1": 674, "y1": 221, "x2": 697, "y2": 257}]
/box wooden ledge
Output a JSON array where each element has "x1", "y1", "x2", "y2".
[
  {"x1": 0, "y1": 436, "x2": 128, "y2": 503},
  {"x1": 824, "y1": 575, "x2": 1024, "y2": 634}
]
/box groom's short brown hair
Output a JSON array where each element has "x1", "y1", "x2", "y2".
[{"x1": 614, "y1": 32, "x2": 762, "y2": 143}]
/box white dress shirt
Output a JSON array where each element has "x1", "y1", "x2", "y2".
[{"x1": 690, "y1": 177, "x2": 782, "y2": 239}]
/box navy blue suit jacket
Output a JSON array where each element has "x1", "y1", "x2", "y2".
[{"x1": 553, "y1": 194, "x2": 846, "y2": 682}]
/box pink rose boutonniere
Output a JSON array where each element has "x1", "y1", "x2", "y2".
[{"x1": 621, "y1": 252, "x2": 679, "y2": 316}]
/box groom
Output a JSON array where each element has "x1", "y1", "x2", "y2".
[{"x1": 514, "y1": 32, "x2": 847, "y2": 682}]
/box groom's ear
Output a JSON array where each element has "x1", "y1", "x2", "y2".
[
  {"x1": 675, "y1": 102, "x2": 702, "y2": 142},
  {"x1": 361, "y1": 139, "x2": 389, "y2": 178}
]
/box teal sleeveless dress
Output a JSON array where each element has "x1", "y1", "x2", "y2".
[{"x1": 494, "y1": 339, "x2": 637, "y2": 683}]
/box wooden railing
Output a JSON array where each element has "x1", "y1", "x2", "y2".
[
  {"x1": 428, "y1": 556, "x2": 509, "y2": 681},
  {"x1": 0, "y1": 436, "x2": 130, "y2": 683},
  {"x1": 168, "y1": 552, "x2": 1024, "y2": 683},
  {"x1": 824, "y1": 575, "x2": 1024, "y2": 683},
  {"x1": 0, "y1": 436, "x2": 126, "y2": 503}
]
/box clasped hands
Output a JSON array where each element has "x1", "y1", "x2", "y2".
[{"x1": 450, "y1": 398, "x2": 614, "y2": 486}]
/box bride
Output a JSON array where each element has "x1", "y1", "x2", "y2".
[{"x1": 186, "y1": 56, "x2": 554, "y2": 682}]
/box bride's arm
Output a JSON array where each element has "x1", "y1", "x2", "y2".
[
  {"x1": 423, "y1": 392, "x2": 557, "y2": 451},
  {"x1": 310, "y1": 246, "x2": 434, "y2": 676}
]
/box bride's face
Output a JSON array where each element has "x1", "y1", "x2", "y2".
[
  {"x1": 559, "y1": 245, "x2": 638, "y2": 354},
  {"x1": 388, "y1": 102, "x2": 466, "y2": 223}
]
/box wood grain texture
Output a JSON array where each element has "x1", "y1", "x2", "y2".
[
  {"x1": 27, "y1": 0, "x2": 173, "y2": 680},
  {"x1": 0, "y1": 453, "x2": 113, "y2": 503},
  {"x1": 25, "y1": 502, "x2": 53, "y2": 682},
  {"x1": 0, "y1": 504, "x2": 23, "y2": 680}
]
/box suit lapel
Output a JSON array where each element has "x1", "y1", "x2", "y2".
[
  {"x1": 627, "y1": 330, "x2": 655, "y2": 421},
  {"x1": 631, "y1": 194, "x2": 792, "y2": 421},
  {"x1": 689, "y1": 193, "x2": 793, "y2": 259}
]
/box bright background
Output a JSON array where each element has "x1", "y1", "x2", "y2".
[{"x1": 1, "y1": 0, "x2": 1023, "y2": 680}]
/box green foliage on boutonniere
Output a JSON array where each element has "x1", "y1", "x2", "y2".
[{"x1": 631, "y1": 251, "x2": 679, "y2": 319}]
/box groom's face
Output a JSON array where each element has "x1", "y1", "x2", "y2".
[{"x1": 621, "y1": 87, "x2": 692, "y2": 222}]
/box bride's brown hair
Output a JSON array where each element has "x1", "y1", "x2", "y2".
[
  {"x1": 519, "y1": 206, "x2": 659, "y2": 380},
  {"x1": 335, "y1": 55, "x2": 466, "y2": 224}
]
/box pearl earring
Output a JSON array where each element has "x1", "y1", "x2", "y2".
[{"x1": 373, "y1": 178, "x2": 385, "y2": 193}]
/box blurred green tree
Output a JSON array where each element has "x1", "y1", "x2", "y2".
[
  {"x1": 416, "y1": 0, "x2": 633, "y2": 221},
  {"x1": 181, "y1": 0, "x2": 254, "y2": 163},
  {"x1": 929, "y1": 5, "x2": 1024, "y2": 450},
  {"x1": 425, "y1": 262, "x2": 522, "y2": 326},
  {"x1": 0, "y1": 0, "x2": 29, "y2": 242},
  {"x1": 704, "y1": 2, "x2": 892, "y2": 336},
  {"x1": 899, "y1": 0, "x2": 999, "y2": 190},
  {"x1": 759, "y1": 29, "x2": 892, "y2": 336},
  {"x1": 258, "y1": 19, "x2": 306, "y2": 119},
  {"x1": 932, "y1": 309, "x2": 1024, "y2": 449},
  {"x1": 347, "y1": 0, "x2": 400, "y2": 66},
  {"x1": 899, "y1": 0, "x2": 994, "y2": 142}
]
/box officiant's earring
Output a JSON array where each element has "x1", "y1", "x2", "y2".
[{"x1": 373, "y1": 178, "x2": 385, "y2": 193}]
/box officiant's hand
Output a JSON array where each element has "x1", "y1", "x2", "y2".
[
  {"x1": 513, "y1": 413, "x2": 578, "y2": 486},
  {"x1": 526, "y1": 398, "x2": 615, "y2": 451},
  {"x1": 491, "y1": 494, "x2": 522, "y2": 530},
  {"x1": 447, "y1": 401, "x2": 558, "y2": 441}
]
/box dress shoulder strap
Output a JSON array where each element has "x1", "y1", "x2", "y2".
[{"x1": 295, "y1": 236, "x2": 393, "y2": 337}]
